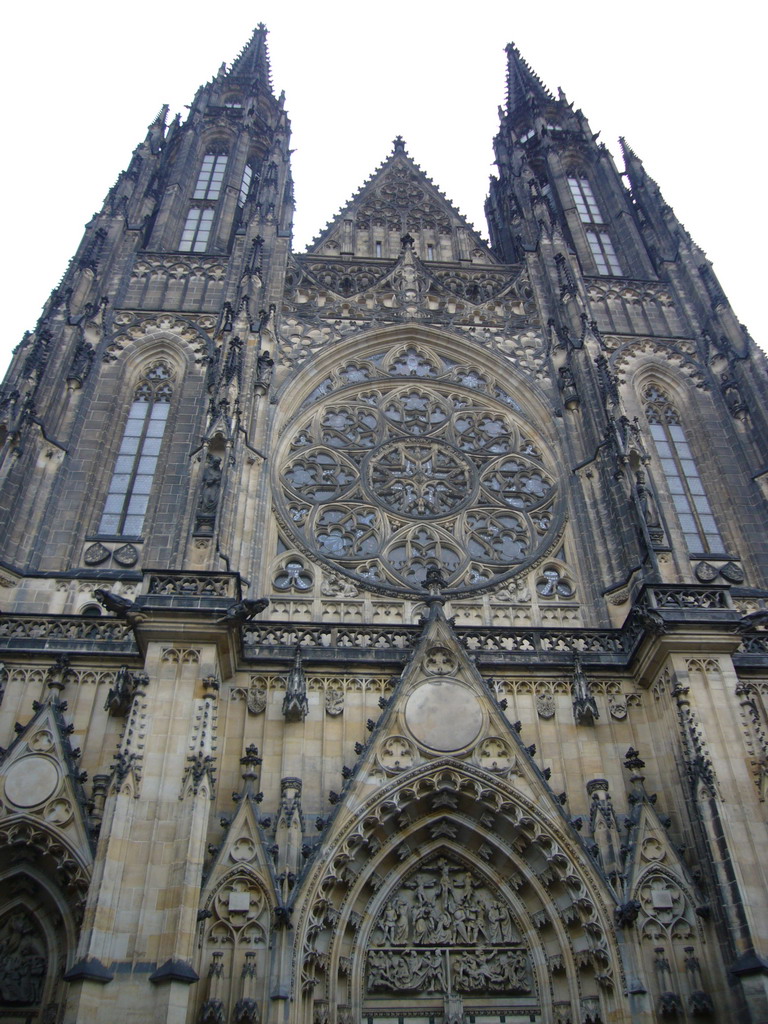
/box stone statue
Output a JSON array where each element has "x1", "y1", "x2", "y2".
[
  {"x1": 199, "y1": 455, "x2": 222, "y2": 513},
  {"x1": 635, "y1": 470, "x2": 660, "y2": 528},
  {"x1": 487, "y1": 900, "x2": 518, "y2": 944},
  {"x1": 255, "y1": 350, "x2": 274, "y2": 388}
]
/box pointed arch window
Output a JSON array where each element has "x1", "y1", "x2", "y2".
[
  {"x1": 586, "y1": 230, "x2": 621, "y2": 275},
  {"x1": 180, "y1": 207, "x2": 215, "y2": 252},
  {"x1": 98, "y1": 363, "x2": 172, "y2": 536},
  {"x1": 644, "y1": 385, "x2": 724, "y2": 553},
  {"x1": 193, "y1": 153, "x2": 228, "y2": 200},
  {"x1": 238, "y1": 164, "x2": 253, "y2": 207},
  {"x1": 568, "y1": 175, "x2": 622, "y2": 276},
  {"x1": 179, "y1": 150, "x2": 229, "y2": 252},
  {"x1": 567, "y1": 176, "x2": 604, "y2": 224}
]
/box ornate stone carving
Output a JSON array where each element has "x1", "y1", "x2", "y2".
[
  {"x1": 0, "y1": 911, "x2": 47, "y2": 1006},
  {"x1": 113, "y1": 543, "x2": 139, "y2": 568},
  {"x1": 366, "y1": 856, "x2": 530, "y2": 995},
  {"x1": 273, "y1": 362, "x2": 562, "y2": 596},
  {"x1": 474, "y1": 737, "x2": 516, "y2": 774},
  {"x1": 378, "y1": 736, "x2": 417, "y2": 772},
  {"x1": 83, "y1": 542, "x2": 110, "y2": 566},
  {"x1": 203, "y1": 877, "x2": 269, "y2": 949},
  {"x1": 104, "y1": 665, "x2": 149, "y2": 717},
  {"x1": 536, "y1": 693, "x2": 555, "y2": 719},
  {"x1": 147, "y1": 573, "x2": 237, "y2": 597},
  {"x1": 195, "y1": 454, "x2": 223, "y2": 535},
  {"x1": 423, "y1": 646, "x2": 457, "y2": 676},
  {"x1": 572, "y1": 654, "x2": 599, "y2": 725},
  {"x1": 608, "y1": 697, "x2": 627, "y2": 720},
  {"x1": 246, "y1": 682, "x2": 268, "y2": 715},
  {"x1": 275, "y1": 559, "x2": 313, "y2": 593},
  {"x1": 324, "y1": 689, "x2": 344, "y2": 717},
  {"x1": 638, "y1": 874, "x2": 694, "y2": 944},
  {"x1": 282, "y1": 647, "x2": 309, "y2": 722}
]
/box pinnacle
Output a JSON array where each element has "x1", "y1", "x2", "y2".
[
  {"x1": 148, "y1": 104, "x2": 169, "y2": 129},
  {"x1": 505, "y1": 42, "x2": 555, "y2": 117},
  {"x1": 227, "y1": 23, "x2": 274, "y2": 94}
]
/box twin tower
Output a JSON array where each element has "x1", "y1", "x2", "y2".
[{"x1": 1, "y1": 25, "x2": 768, "y2": 1024}]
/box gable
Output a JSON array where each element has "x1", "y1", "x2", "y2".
[{"x1": 307, "y1": 142, "x2": 495, "y2": 264}]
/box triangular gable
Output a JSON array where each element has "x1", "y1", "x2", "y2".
[
  {"x1": 307, "y1": 139, "x2": 496, "y2": 264},
  {"x1": 0, "y1": 694, "x2": 94, "y2": 908},
  {"x1": 316, "y1": 600, "x2": 582, "y2": 837}
]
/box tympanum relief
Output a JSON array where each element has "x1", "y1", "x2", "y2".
[{"x1": 365, "y1": 857, "x2": 531, "y2": 998}]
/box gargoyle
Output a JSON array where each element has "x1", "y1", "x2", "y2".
[{"x1": 216, "y1": 597, "x2": 269, "y2": 625}]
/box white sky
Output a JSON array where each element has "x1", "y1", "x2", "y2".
[{"x1": 1, "y1": 1, "x2": 764, "y2": 377}]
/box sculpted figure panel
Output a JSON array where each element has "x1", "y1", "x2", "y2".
[{"x1": 365, "y1": 856, "x2": 530, "y2": 996}]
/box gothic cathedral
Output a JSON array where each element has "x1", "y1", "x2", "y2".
[{"x1": 1, "y1": 26, "x2": 767, "y2": 1024}]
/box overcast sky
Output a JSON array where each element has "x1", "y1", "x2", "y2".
[{"x1": 1, "y1": 1, "x2": 764, "y2": 376}]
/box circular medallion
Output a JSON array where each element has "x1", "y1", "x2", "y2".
[
  {"x1": 4, "y1": 756, "x2": 60, "y2": 808},
  {"x1": 405, "y1": 680, "x2": 483, "y2": 751}
]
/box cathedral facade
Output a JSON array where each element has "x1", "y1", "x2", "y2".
[{"x1": 1, "y1": 26, "x2": 768, "y2": 1024}]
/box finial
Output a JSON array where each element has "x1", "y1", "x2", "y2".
[
  {"x1": 392, "y1": 136, "x2": 406, "y2": 154},
  {"x1": 46, "y1": 653, "x2": 72, "y2": 698},
  {"x1": 422, "y1": 563, "x2": 447, "y2": 606},
  {"x1": 624, "y1": 746, "x2": 647, "y2": 786},
  {"x1": 241, "y1": 744, "x2": 262, "y2": 775}
]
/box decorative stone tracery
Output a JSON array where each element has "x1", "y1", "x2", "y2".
[{"x1": 274, "y1": 345, "x2": 562, "y2": 596}]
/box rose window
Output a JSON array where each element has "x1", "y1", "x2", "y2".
[
  {"x1": 366, "y1": 441, "x2": 474, "y2": 518},
  {"x1": 274, "y1": 374, "x2": 562, "y2": 596}
]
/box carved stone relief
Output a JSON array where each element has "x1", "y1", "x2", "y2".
[
  {"x1": 637, "y1": 873, "x2": 694, "y2": 944},
  {"x1": 378, "y1": 736, "x2": 417, "y2": 773},
  {"x1": 324, "y1": 689, "x2": 344, "y2": 717},
  {"x1": 245, "y1": 680, "x2": 267, "y2": 715},
  {"x1": 366, "y1": 857, "x2": 530, "y2": 997},
  {"x1": 536, "y1": 694, "x2": 555, "y2": 719},
  {"x1": 206, "y1": 877, "x2": 269, "y2": 947},
  {"x1": 0, "y1": 910, "x2": 47, "y2": 1007}
]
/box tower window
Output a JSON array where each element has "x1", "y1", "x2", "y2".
[
  {"x1": 645, "y1": 385, "x2": 724, "y2": 554},
  {"x1": 98, "y1": 363, "x2": 172, "y2": 537},
  {"x1": 193, "y1": 154, "x2": 228, "y2": 201},
  {"x1": 426, "y1": 244, "x2": 435, "y2": 261},
  {"x1": 567, "y1": 176, "x2": 604, "y2": 224},
  {"x1": 239, "y1": 164, "x2": 253, "y2": 207},
  {"x1": 180, "y1": 208, "x2": 214, "y2": 252},
  {"x1": 375, "y1": 241, "x2": 382, "y2": 258},
  {"x1": 586, "y1": 231, "x2": 621, "y2": 275}
]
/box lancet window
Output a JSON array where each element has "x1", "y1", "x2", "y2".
[
  {"x1": 97, "y1": 362, "x2": 172, "y2": 536},
  {"x1": 180, "y1": 208, "x2": 215, "y2": 252},
  {"x1": 567, "y1": 175, "x2": 622, "y2": 275},
  {"x1": 238, "y1": 164, "x2": 253, "y2": 207},
  {"x1": 586, "y1": 230, "x2": 621, "y2": 275},
  {"x1": 567, "y1": 176, "x2": 604, "y2": 224},
  {"x1": 193, "y1": 153, "x2": 228, "y2": 200},
  {"x1": 180, "y1": 150, "x2": 229, "y2": 252},
  {"x1": 644, "y1": 385, "x2": 724, "y2": 553}
]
